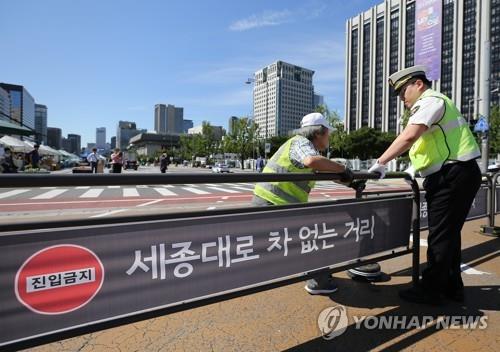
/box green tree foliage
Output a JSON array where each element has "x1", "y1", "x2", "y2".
[
  {"x1": 489, "y1": 105, "x2": 500, "y2": 155},
  {"x1": 223, "y1": 118, "x2": 260, "y2": 169}
]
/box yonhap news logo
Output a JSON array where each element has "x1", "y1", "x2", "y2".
[{"x1": 317, "y1": 305, "x2": 488, "y2": 340}]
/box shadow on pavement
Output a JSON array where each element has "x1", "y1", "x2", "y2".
[{"x1": 285, "y1": 237, "x2": 499, "y2": 352}]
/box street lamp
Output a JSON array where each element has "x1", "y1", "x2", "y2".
[
  {"x1": 246, "y1": 76, "x2": 270, "y2": 161},
  {"x1": 468, "y1": 98, "x2": 482, "y2": 124}
]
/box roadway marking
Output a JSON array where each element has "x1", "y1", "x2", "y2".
[
  {"x1": 75, "y1": 186, "x2": 90, "y2": 189},
  {"x1": 460, "y1": 263, "x2": 491, "y2": 275},
  {"x1": 221, "y1": 196, "x2": 229, "y2": 200},
  {"x1": 31, "y1": 189, "x2": 68, "y2": 199},
  {"x1": 229, "y1": 186, "x2": 254, "y2": 191},
  {"x1": 153, "y1": 187, "x2": 177, "y2": 196},
  {"x1": 79, "y1": 189, "x2": 104, "y2": 198},
  {"x1": 137, "y1": 199, "x2": 164, "y2": 207},
  {"x1": 182, "y1": 187, "x2": 210, "y2": 195},
  {"x1": 90, "y1": 209, "x2": 129, "y2": 218},
  {"x1": 207, "y1": 186, "x2": 240, "y2": 194},
  {"x1": 123, "y1": 188, "x2": 140, "y2": 197},
  {"x1": 40, "y1": 187, "x2": 56, "y2": 189},
  {"x1": 0, "y1": 189, "x2": 30, "y2": 199},
  {"x1": 108, "y1": 186, "x2": 120, "y2": 189},
  {"x1": 207, "y1": 206, "x2": 216, "y2": 210}
]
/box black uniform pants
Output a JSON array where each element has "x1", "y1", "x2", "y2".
[{"x1": 421, "y1": 159, "x2": 481, "y2": 295}]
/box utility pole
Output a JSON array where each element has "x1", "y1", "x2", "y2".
[{"x1": 478, "y1": 0, "x2": 491, "y2": 173}]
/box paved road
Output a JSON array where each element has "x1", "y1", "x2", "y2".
[{"x1": 0, "y1": 166, "x2": 409, "y2": 223}]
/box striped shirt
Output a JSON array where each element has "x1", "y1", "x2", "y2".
[{"x1": 289, "y1": 135, "x2": 319, "y2": 168}]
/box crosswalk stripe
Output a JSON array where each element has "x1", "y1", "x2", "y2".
[
  {"x1": 108, "y1": 186, "x2": 120, "y2": 189},
  {"x1": 229, "y1": 186, "x2": 254, "y2": 191},
  {"x1": 184, "y1": 184, "x2": 199, "y2": 187},
  {"x1": 123, "y1": 188, "x2": 140, "y2": 197},
  {"x1": 154, "y1": 188, "x2": 177, "y2": 196},
  {"x1": 182, "y1": 187, "x2": 210, "y2": 195},
  {"x1": 80, "y1": 189, "x2": 104, "y2": 198},
  {"x1": 204, "y1": 183, "x2": 219, "y2": 187},
  {"x1": 31, "y1": 189, "x2": 68, "y2": 199},
  {"x1": 237, "y1": 183, "x2": 255, "y2": 186},
  {"x1": 0, "y1": 189, "x2": 30, "y2": 199},
  {"x1": 75, "y1": 186, "x2": 90, "y2": 189},
  {"x1": 137, "y1": 185, "x2": 148, "y2": 188},
  {"x1": 207, "y1": 186, "x2": 240, "y2": 194}
]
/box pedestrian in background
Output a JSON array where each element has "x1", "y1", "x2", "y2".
[
  {"x1": 87, "y1": 147, "x2": 99, "y2": 173},
  {"x1": 160, "y1": 153, "x2": 168, "y2": 173},
  {"x1": 28, "y1": 144, "x2": 40, "y2": 169},
  {"x1": 111, "y1": 148, "x2": 123, "y2": 173}
]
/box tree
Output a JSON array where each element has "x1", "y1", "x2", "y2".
[
  {"x1": 489, "y1": 105, "x2": 500, "y2": 155},
  {"x1": 343, "y1": 127, "x2": 396, "y2": 159},
  {"x1": 223, "y1": 118, "x2": 260, "y2": 169}
]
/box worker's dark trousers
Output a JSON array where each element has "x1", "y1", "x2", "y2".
[{"x1": 421, "y1": 159, "x2": 481, "y2": 295}]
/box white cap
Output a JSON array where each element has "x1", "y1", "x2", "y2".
[
  {"x1": 388, "y1": 65, "x2": 429, "y2": 94},
  {"x1": 300, "y1": 112, "x2": 333, "y2": 131}
]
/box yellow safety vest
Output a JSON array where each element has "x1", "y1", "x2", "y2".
[
  {"x1": 409, "y1": 89, "x2": 480, "y2": 177},
  {"x1": 254, "y1": 135, "x2": 316, "y2": 205}
]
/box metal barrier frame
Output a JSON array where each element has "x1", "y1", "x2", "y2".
[{"x1": 0, "y1": 171, "x2": 418, "y2": 350}]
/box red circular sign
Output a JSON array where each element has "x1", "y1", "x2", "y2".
[{"x1": 15, "y1": 245, "x2": 104, "y2": 315}]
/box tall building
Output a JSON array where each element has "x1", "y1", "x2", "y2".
[
  {"x1": 313, "y1": 94, "x2": 324, "y2": 109},
  {"x1": 345, "y1": 0, "x2": 500, "y2": 133},
  {"x1": 228, "y1": 116, "x2": 239, "y2": 135},
  {"x1": 116, "y1": 121, "x2": 146, "y2": 150},
  {"x1": 96, "y1": 127, "x2": 106, "y2": 149},
  {"x1": 67, "y1": 134, "x2": 81, "y2": 154},
  {"x1": 110, "y1": 136, "x2": 116, "y2": 149},
  {"x1": 0, "y1": 83, "x2": 35, "y2": 131},
  {"x1": 183, "y1": 119, "x2": 193, "y2": 133},
  {"x1": 0, "y1": 87, "x2": 10, "y2": 120},
  {"x1": 253, "y1": 61, "x2": 315, "y2": 138},
  {"x1": 34, "y1": 104, "x2": 47, "y2": 144},
  {"x1": 47, "y1": 127, "x2": 62, "y2": 149},
  {"x1": 154, "y1": 104, "x2": 184, "y2": 134}
]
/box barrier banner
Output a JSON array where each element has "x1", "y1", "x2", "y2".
[
  {"x1": 414, "y1": 0, "x2": 442, "y2": 80},
  {"x1": 419, "y1": 187, "x2": 488, "y2": 229},
  {"x1": 0, "y1": 198, "x2": 412, "y2": 347}
]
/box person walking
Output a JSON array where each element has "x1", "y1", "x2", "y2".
[
  {"x1": 368, "y1": 65, "x2": 481, "y2": 305},
  {"x1": 29, "y1": 144, "x2": 40, "y2": 169},
  {"x1": 111, "y1": 148, "x2": 123, "y2": 174},
  {"x1": 87, "y1": 147, "x2": 99, "y2": 173},
  {"x1": 253, "y1": 112, "x2": 355, "y2": 295},
  {"x1": 160, "y1": 153, "x2": 168, "y2": 173}
]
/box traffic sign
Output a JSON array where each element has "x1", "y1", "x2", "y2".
[
  {"x1": 265, "y1": 142, "x2": 271, "y2": 153},
  {"x1": 474, "y1": 116, "x2": 489, "y2": 133},
  {"x1": 15, "y1": 244, "x2": 104, "y2": 315}
]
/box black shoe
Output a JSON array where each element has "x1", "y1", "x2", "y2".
[
  {"x1": 399, "y1": 286, "x2": 444, "y2": 306},
  {"x1": 347, "y1": 263, "x2": 382, "y2": 281},
  {"x1": 444, "y1": 289, "x2": 465, "y2": 302}
]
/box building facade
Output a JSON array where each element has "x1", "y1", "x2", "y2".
[
  {"x1": 154, "y1": 104, "x2": 184, "y2": 134},
  {"x1": 34, "y1": 104, "x2": 47, "y2": 144},
  {"x1": 47, "y1": 127, "x2": 62, "y2": 150},
  {"x1": 0, "y1": 83, "x2": 35, "y2": 131},
  {"x1": 96, "y1": 127, "x2": 106, "y2": 149},
  {"x1": 345, "y1": 0, "x2": 500, "y2": 133},
  {"x1": 0, "y1": 87, "x2": 10, "y2": 120},
  {"x1": 314, "y1": 94, "x2": 324, "y2": 109},
  {"x1": 253, "y1": 61, "x2": 315, "y2": 138},
  {"x1": 67, "y1": 134, "x2": 81, "y2": 154},
  {"x1": 183, "y1": 119, "x2": 193, "y2": 133},
  {"x1": 228, "y1": 116, "x2": 239, "y2": 135},
  {"x1": 116, "y1": 121, "x2": 146, "y2": 150}
]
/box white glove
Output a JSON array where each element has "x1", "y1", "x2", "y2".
[
  {"x1": 403, "y1": 164, "x2": 416, "y2": 178},
  {"x1": 368, "y1": 161, "x2": 386, "y2": 179}
]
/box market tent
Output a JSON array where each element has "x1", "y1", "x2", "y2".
[{"x1": 0, "y1": 135, "x2": 33, "y2": 153}]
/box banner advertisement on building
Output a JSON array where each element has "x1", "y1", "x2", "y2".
[
  {"x1": 414, "y1": 0, "x2": 442, "y2": 80},
  {"x1": 0, "y1": 198, "x2": 412, "y2": 347}
]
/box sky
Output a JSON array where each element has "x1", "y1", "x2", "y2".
[{"x1": 1, "y1": 0, "x2": 381, "y2": 145}]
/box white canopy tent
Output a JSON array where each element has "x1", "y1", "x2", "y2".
[{"x1": 0, "y1": 135, "x2": 33, "y2": 153}]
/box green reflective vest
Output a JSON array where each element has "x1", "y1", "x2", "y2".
[
  {"x1": 254, "y1": 135, "x2": 316, "y2": 205},
  {"x1": 409, "y1": 89, "x2": 480, "y2": 177}
]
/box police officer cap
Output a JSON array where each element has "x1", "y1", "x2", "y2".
[{"x1": 388, "y1": 65, "x2": 429, "y2": 95}]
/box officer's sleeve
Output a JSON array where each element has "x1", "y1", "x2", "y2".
[{"x1": 408, "y1": 97, "x2": 445, "y2": 127}]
